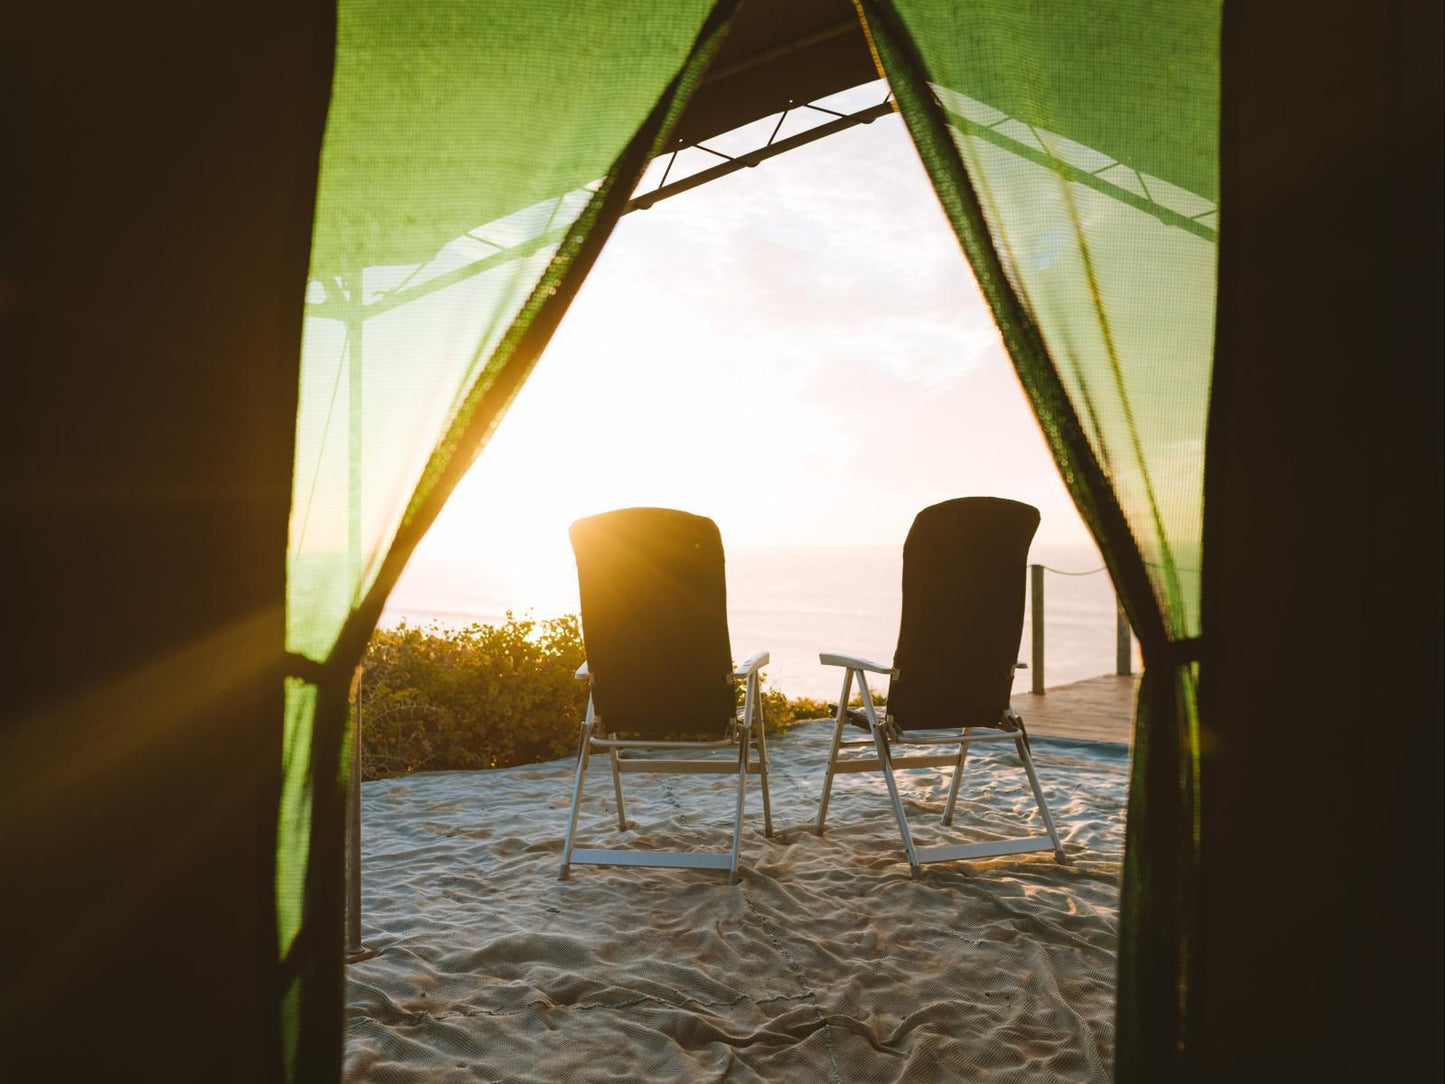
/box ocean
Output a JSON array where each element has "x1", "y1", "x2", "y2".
[{"x1": 382, "y1": 541, "x2": 1137, "y2": 701}]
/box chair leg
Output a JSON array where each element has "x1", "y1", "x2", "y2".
[
  {"x1": 609, "y1": 749, "x2": 627, "y2": 831},
  {"x1": 814, "y1": 668, "x2": 854, "y2": 835},
  {"x1": 753, "y1": 684, "x2": 773, "y2": 838},
  {"x1": 559, "y1": 720, "x2": 593, "y2": 880},
  {"x1": 859, "y1": 678, "x2": 921, "y2": 878},
  {"x1": 1016, "y1": 735, "x2": 1067, "y2": 863},
  {"x1": 941, "y1": 726, "x2": 973, "y2": 826},
  {"x1": 729, "y1": 724, "x2": 751, "y2": 884},
  {"x1": 873, "y1": 723, "x2": 921, "y2": 878}
]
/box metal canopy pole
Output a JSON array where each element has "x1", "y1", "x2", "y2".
[
  {"x1": 345, "y1": 666, "x2": 374, "y2": 962},
  {"x1": 303, "y1": 96, "x2": 897, "y2": 324},
  {"x1": 1116, "y1": 602, "x2": 1133, "y2": 676},
  {"x1": 627, "y1": 99, "x2": 894, "y2": 211},
  {"x1": 343, "y1": 279, "x2": 375, "y2": 963},
  {"x1": 1029, "y1": 563, "x2": 1046, "y2": 694}
]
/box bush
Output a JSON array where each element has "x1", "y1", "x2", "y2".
[
  {"x1": 358, "y1": 615, "x2": 588, "y2": 780},
  {"x1": 757, "y1": 686, "x2": 831, "y2": 730},
  {"x1": 357, "y1": 615, "x2": 828, "y2": 780}
]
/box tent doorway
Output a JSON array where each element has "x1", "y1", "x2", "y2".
[
  {"x1": 286, "y1": 1, "x2": 1217, "y2": 1076},
  {"x1": 343, "y1": 64, "x2": 1139, "y2": 1081}
]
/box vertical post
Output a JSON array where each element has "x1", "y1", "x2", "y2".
[
  {"x1": 346, "y1": 275, "x2": 363, "y2": 598},
  {"x1": 344, "y1": 277, "x2": 371, "y2": 962},
  {"x1": 1116, "y1": 599, "x2": 1133, "y2": 677},
  {"x1": 1030, "y1": 563, "x2": 1045, "y2": 694},
  {"x1": 346, "y1": 666, "x2": 366, "y2": 959}
]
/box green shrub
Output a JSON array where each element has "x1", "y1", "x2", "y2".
[
  {"x1": 757, "y1": 685, "x2": 832, "y2": 730},
  {"x1": 357, "y1": 615, "x2": 828, "y2": 780},
  {"x1": 358, "y1": 615, "x2": 587, "y2": 780}
]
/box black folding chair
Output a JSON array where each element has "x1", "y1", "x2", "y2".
[
  {"x1": 813, "y1": 497, "x2": 1066, "y2": 877},
  {"x1": 559, "y1": 508, "x2": 772, "y2": 883}
]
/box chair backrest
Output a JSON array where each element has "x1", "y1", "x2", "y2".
[
  {"x1": 569, "y1": 507, "x2": 736, "y2": 738},
  {"x1": 886, "y1": 497, "x2": 1040, "y2": 730}
]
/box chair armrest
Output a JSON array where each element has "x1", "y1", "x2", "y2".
[
  {"x1": 574, "y1": 659, "x2": 589, "y2": 681},
  {"x1": 819, "y1": 652, "x2": 890, "y2": 674},
  {"x1": 734, "y1": 650, "x2": 770, "y2": 678}
]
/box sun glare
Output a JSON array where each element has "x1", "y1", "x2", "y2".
[{"x1": 388, "y1": 108, "x2": 1095, "y2": 639}]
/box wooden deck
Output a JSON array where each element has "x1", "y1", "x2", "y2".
[{"x1": 1014, "y1": 673, "x2": 1138, "y2": 746}]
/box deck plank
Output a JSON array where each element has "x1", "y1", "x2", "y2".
[{"x1": 1014, "y1": 674, "x2": 1137, "y2": 746}]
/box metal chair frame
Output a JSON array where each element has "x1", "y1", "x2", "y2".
[
  {"x1": 560, "y1": 653, "x2": 773, "y2": 884},
  {"x1": 813, "y1": 654, "x2": 1065, "y2": 878}
]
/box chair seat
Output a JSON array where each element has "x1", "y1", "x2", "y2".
[{"x1": 829, "y1": 704, "x2": 1024, "y2": 743}]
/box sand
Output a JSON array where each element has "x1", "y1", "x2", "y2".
[{"x1": 344, "y1": 720, "x2": 1127, "y2": 1082}]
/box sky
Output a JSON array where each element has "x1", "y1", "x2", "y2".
[{"x1": 392, "y1": 86, "x2": 1097, "y2": 618}]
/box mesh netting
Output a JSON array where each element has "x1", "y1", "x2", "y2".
[
  {"x1": 280, "y1": 2, "x2": 734, "y2": 1074},
  {"x1": 289, "y1": 0, "x2": 721, "y2": 662}
]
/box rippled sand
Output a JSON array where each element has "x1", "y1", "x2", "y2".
[{"x1": 345, "y1": 720, "x2": 1126, "y2": 1082}]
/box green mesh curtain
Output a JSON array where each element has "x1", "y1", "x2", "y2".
[
  {"x1": 854, "y1": 1, "x2": 1219, "y2": 1078},
  {"x1": 279, "y1": 1, "x2": 737, "y2": 1075}
]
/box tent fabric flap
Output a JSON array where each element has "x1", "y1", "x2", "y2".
[
  {"x1": 280, "y1": 1, "x2": 739, "y2": 1077},
  {"x1": 855, "y1": 1, "x2": 1219, "y2": 1078}
]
